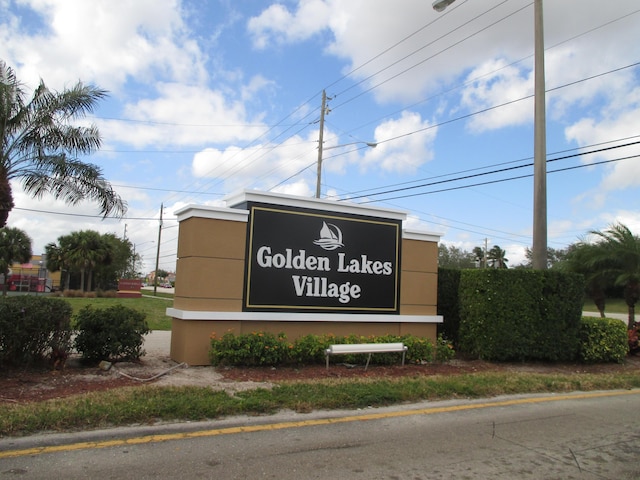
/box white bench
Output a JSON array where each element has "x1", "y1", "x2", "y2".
[{"x1": 325, "y1": 342, "x2": 408, "y2": 371}]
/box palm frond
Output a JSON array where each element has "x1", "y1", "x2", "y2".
[{"x1": 0, "y1": 60, "x2": 124, "y2": 225}]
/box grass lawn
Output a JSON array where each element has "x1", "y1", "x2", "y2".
[
  {"x1": 2, "y1": 370, "x2": 640, "y2": 437},
  {"x1": 582, "y1": 298, "x2": 628, "y2": 315},
  {"x1": 63, "y1": 293, "x2": 173, "y2": 330}
]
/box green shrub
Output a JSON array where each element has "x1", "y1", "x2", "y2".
[
  {"x1": 0, "y1": 296, "x2": 72, "y2": 365},
  {"x1": 578, "y1": 317, "x2": 628, "y2": 363},
  {"x1": 209, "y1": 330, "x2": 290, "y2": 366},
  {"x1": 288, "y1": 333, "x2": 330, "y2": 364},
  {"x1": 74, "y1": 305, "x2": 150, "y2": 362},
  {"x1": 396, "y1": 334, "x2": 434, "y2": 364},
  {"x1": 435, "y1": 334, "x2": 456, "y2": 363},
  {"x1": 209, "y1": 331, "x2": 447, "y2": 367},
  {"x1": 458, "y1": 269, "x2": 583, "y2": 361}
]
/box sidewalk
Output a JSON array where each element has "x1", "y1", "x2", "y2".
[
  {"x1": 143, "y1": 330, "x2": 172, "y2": 357},
  {"x1": 582, "y1": 311, "x2": 627, "y2": 322}
]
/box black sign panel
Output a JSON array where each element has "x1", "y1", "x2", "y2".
[{"x1": 243, "y1": 203, "x2": 401, "y2": 313}]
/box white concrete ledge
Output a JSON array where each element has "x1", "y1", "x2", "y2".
[
  {"x1": 167, "y1": 307, "x2": 442, "y2": 324},
  {"x1": 225, "y1": 190, "x2": 407, "y2": 221},
  {"x1": 403, "y1": 228, "x2": 443, "y2": 242},
  {"x1": 175, "y1": 204, "x2": 249, "y2": 223}
]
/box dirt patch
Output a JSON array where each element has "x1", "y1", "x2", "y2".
[{"x1": 2, "y1": 354, "x2": 639, "y2": 404}]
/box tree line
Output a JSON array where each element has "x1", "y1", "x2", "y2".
[
  {"x1": 438, "y1": 243, "x2": 511, "y2": 269},
  {"x1": 0, "y1": 227, "x2": 141, "y2": 294},
  {"x1": 45, "y1": 230, "x2": 140, "y2": 291}
]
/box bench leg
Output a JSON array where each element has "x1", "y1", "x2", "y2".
[
  {"x1": 326, "y1": 354, "x2": 329, "y2": 370},
  {"x1": 364, "y1": 353, "x2": 372, "y2": 371},
  {"x1": 401, "y1": 350, "x2": 406, "y2": 366}
]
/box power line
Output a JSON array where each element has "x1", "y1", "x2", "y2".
[
  {"x1": 343, "y1": 139, "x2": 640, "y2": 201},
  {"x1": 332, "y1": 0, "x2": 526, "y2": 110},
  {"x1": 328, "y1": 134, "x2": 640, "y2": 200},
  {"x1": 111, "y1": 2, "x2": 639, "y2": 211},
  {"x1": 357, "y1": 153, "x2": 639, "y2": 204}
]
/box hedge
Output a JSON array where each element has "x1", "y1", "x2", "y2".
[{"x1": 458, "y1": 269, "x2": 584, "y2": 361}]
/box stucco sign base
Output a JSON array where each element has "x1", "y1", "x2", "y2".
[{"x1": 168, "y1": 308, "x2": 442, "y2": 366}]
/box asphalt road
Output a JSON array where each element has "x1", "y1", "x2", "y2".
[{"x1": 2, "y1": 390, "x2": 640, "y2": 479}]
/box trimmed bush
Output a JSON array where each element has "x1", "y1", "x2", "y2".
[
  {"x1": 578, "y1": 317, "x2": 628, "y2": 363},
  {"x1": 458, "y1": 269, "x2": 584, "y2": 361},
  {"x1": 209, "y1": 331, "x2": 289, "y2": 367},
  {"x1": 0, "y1": 296, "x2": 72, "y2": 366},
  {"x1": 74, "y1": 305, "x2": 150, "y2": 362},
  {"x1": 209, "y1": 332, "x2": 446, "y2": 367}
]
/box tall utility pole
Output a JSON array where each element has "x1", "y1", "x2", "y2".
[
  {"x1": 315, "y1": 90, "x2": 328, "y2": 199},
  {"x1": 531, "y1": 0, "x2": 547, "y2": 269},
  {"x1": 432, "y1": 0, "x2": 548, "y2": 269},
  {"x1": 153, "y1": 203, "x2": 163, "y2": 296}
]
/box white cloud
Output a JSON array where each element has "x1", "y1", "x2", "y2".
[
  {"x1": 191, "y1": 133, "x2": 320, "y2": 192},
  {"x1": 271, "y1": 179, "x2": 314, "y2": 198},
  {"x1": 1, "y1": 0, "x2": 206, "y2": 92},
  {"x1": 361, "y1": 111, "x2": 437, "y2": 173},
  {"x1": 459, "y1": 59, "x2": 532, "y2": 132},
  {"x1": 247, "y1": 0, "x2": 332, "y2": 49},
  {"x1": 99, "y1": 82, "x2": 268, "y2": 148},
  {"x1": 565, "y1": 96, "x2": 640, "y2": 193}
]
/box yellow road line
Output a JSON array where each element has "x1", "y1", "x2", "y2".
[{"x1": 2, "y1": 389, "x2": 639, "y2": 459}]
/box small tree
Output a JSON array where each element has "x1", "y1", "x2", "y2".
[
  {"x1": 0, "y1": 227, "x2": 32, "y2": 295},
  {"x1": 155, "y1": 269, "x2": 169, "y2": 285},
  {"x1": 472, "y1": 246, "x2": 485, "y2": 268},
  {"x1": 438, "y1": 244, "x2": 476, "y2": 268}
]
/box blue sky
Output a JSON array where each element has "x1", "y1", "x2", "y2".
[{"x1": 2, "y1": 0, "x2": 639, "y2": 272}]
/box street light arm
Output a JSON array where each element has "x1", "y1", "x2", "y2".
[
  {"x1": 432, "y1": 0, "x2": 457, "y2": 12},
  {"x1": 316, "y1": 139, "x2": 377, "y2": 198},
  {"x1": 323, "y1": 141, "x2": 378, "y2": 151}
]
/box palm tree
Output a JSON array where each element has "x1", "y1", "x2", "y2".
[
  {"x1": 66, "y1": 230, "x2": 111, "y2": 292},
  {"x1": 0, "y1": 59, "x2": 126, "y2": 227},
  {"x1": 48, "y1": 230, "x2": 117, "y2": 292},
  {"x1": 559, "y1": 242, "x2": 610, "y2": 317},
  {"x1": 45, "y1": 238, "x2": 73, "y2": 290},
  {"x1": 487, "y1": 245, "x2": 508, "y2": 269},
  {"x1": 472, "y1": 246, "x2": 485, "y2": 268},
  {"x1": 0, "y1": 227, "x2": 32, "y2": 295},
  {"x1": 587, "y1": 223, "x2": 640, "y2": 328}
]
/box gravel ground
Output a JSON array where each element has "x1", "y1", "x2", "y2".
[{"x1": 113, "y1": 331, "x2": 274, "y2": 392}]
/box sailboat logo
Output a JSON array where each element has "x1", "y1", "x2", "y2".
[{"x1": 313, "y1": 221, "x2": 344, "y2": 251}]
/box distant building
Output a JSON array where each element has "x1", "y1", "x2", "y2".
[
  {"x1": 147, "y1": 270, "x2": 176, "y2": 286},
  {"x1": 5, "y1": 255, "x2": 61, "y2": 292}
]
